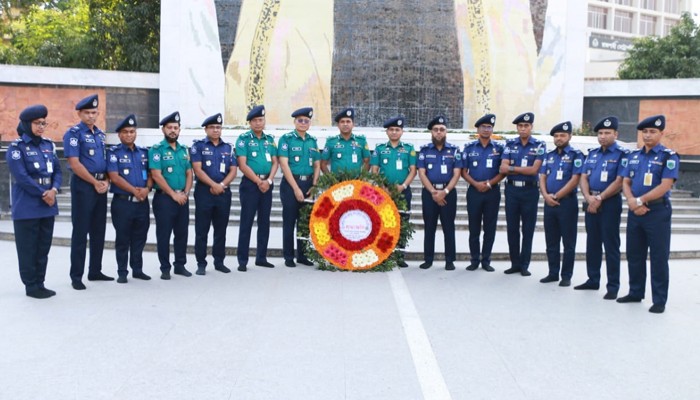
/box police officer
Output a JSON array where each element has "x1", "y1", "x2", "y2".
[
  {"x1": 460, "y1": 114, "x2": 505, "y2": 272},
  {"x1": 149, "y1": 111, "x2": 194, "y2": 280},
  {"x1": 191, "y1": 113, "x2": 238, "y2": 275},
  {"x1": 371, "y1": 115, "x2": 417, "y2": 268},
  {"x1": 107, "y1": 115, "x2": 152, "y2": 284},
  {"x1": 417, "y1": 116, "x2": 461, "y2": 270},
  {"x1": 321, "y1": 107, "x2": 370, "y2": 176},
  {"x1": 618, "y1": 115, "x2": 679, "y2": 314},
  {"x1": 63, "y1": 94, "x2": 113, "y2": 290},
  {"x1": 499, "y1": 112, "x2": 546, "y2": 277},
  {"x1": 236, "y1": 105, "x2": 279, "y2": 271},
  {"x1": 278, "y1": 107, "x2": 321, "y2": 267},
  {"x1": 575, "y1": 116, "x2": 629, "y2": 299},
  {"x1": 7, "y1": 104, "x2": 62, "y2": 298},
  {"x1": 538, "y1": 121, "x2": 584, "y2": 287}
]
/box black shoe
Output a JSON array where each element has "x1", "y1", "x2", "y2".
[
  {"x1": 482, "y1": 265, "x2": 495, "y2": 272},
  {"x1": 419, "y1": 262, "x2": 432, "y2": 269},
  {"x1": 41, "y1": 288, "x2": 57, "y2": 297},
  {"x1": 649, "y1": 304, "x2": 666, "y2": 314},
  {"x1": 26, "y1": 289, "x2": 52, "y2": 299},
  {"x1": 297, "y1": 259, "x2": 314, "y2": 266},
  {"x1": 160, "y1": 271, "x2": 171, "y2": 280},
  {"x1": 466, "y1": 264, "x2": 479, "y2": 271},
  {"x1": 504, "y1": 267, "x2": 520, "y2": 274},
  {"x1": 237, "y1": 265, "x2": 247, "y2": 272},
  {"x1": 87, "y1": 272, "x2": 114, "y2": 281},
  {"x1": 445, "y1": 262, "x2": 455, "y2": 271},
  {"x1": 215, "y1": 265, "x2": 232, "y2": 273},
  {"x1": 132, "y1": 271, "x2": 151, "y2": 280},
  {"x1": 603, "y1": 292, "x2": 618, "y2": 300},
  {"x1": 616, "y1": 294, "x2": 642, "y2": 303},
  {"x1": 117, "y1": 276, "x2": 128, "y2": 284},
  {"x1": 173, "y1": 268, "x2": 192, "y2": 277},
  {"x1": 520, "y1": 270, "x2": 531, "y2": 277},
  {"x1": 255, "y1": 261, "x2": 275, "y2": 268},
  {"x1": 574, "y1": 282, "x2": 599, "y2": 290},
  {"x1": 397, "y1": 260, "x2": 409, "y2": 268},
  {"x1": 196, "y1": 267, "x2": 206, "y2": 276},
  {"x1": 540, "y1": 275, "x2": 559, "y2": 283},
  {"x1": 285, "y1": 260, "x2": 297, "y2": 268},
  {"x1": 71, "y1": 281, "x2": 87, "y2": 290},
  {"x1": 559, "y1": 279, "x2": 571, "y2": 287}
]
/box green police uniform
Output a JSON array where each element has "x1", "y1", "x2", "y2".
[
  {"x1": 236, "y1": 130, "x2": 276, "y2": 175},
  {"x1": 149, "y1": 139, "x2": 191, "y2": 190},
  {"x1": 277, "y1": 130, "x2": 320, "y2": 175},
  {"x1": 370, "y1": 141, "x2": 417, "y2": 184},
  {"x1": 321, "y1": 133, "x2": 370, "y2": 175}
]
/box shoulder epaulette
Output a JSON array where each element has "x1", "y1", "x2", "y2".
[{"x1": 663, "y1": 148, "x2": 676, "y2": 155}]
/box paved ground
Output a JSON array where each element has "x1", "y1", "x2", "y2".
[{"x1": 1, "y1": 240, "x2": 699, "y2": 400}]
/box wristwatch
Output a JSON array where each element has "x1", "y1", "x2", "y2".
[
  {"x1": 267, "y1": 178, "x2": 273, "y2": 185},
  {"x1": 444, "y1": 188, "x2": 450, "y2": 194},
  {"x1": 508, "y1": 165, "x2": 515, "y2": 173},
  {"x1": 594, "y1": 194, "x2": 602, "y2": 201},
  {"x1": 636, "y1": 197, "x2": 643, "y2": 206}
]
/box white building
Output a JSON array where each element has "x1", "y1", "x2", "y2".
[{"x1": 586, "y1": 0, "x2": 695, "y2": 79}]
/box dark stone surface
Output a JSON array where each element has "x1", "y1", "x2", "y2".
[
  {"x1": 583, "y1": 97, "x2": 640, "y2": 143},
  {"x1": 105, "y1": 88, "x2": 159, "y2": 131},
  {"x1": 215, "y1": 0, "x2": 243, "y2": 70},
  {"x1": 330, "y1": 0, "x2": 464, "y2": 128},
  {"x1": 530, "y1": 0, "x2": 548, "y2": 55}
]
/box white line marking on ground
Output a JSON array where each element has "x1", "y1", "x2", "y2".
[{"x1": 388, "y1": 269, "x2": 452, "y2": 400}]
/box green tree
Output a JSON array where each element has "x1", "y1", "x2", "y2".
[{"x1": 618, "y1": 12, "x2": 700, "y2": 79}]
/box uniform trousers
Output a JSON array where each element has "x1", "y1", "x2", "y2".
[
  {"x1": 111, "y1": 196, "x2": 150, "y2": 277},
  {"x1": 543, "y1": 195, "x2": 578, "y2": 279},
  {"x1": 152, "y1": 191, "x2": 189, "y2": 272},
  {"x1": 504, "y1": 184, "x2": 539, "y2": 272},
  {"x1": 421, "y1": 188, "x2": 457, "y2": 263},
  {"x1": 584, "y1": 193, "x2": 622, "y2": 293},
  {"x1": 280, "y1": 178, "x2": 313, "y2": 262},
  {"x1": 238, "y1": 177, "x2": 272, "y2": 266},
  {"x1": 14, "y1": 217, "x2": 54, "y2": 293},
  {"x1": 626, "y1": 201, "x2": 672, "y2": 305},
  {"x1": 466, "y1": 185, "x2": 500, "y2": 267},
  {"x1": 69, "y1": 176, "x2": 107, "y2": 281},
  {"x1": 194, "y1": 184, "x2": 232, "y2": 268}
]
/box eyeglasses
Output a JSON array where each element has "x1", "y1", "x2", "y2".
[
  {"x1": 32, "y1": 121, "x2": 48, "y2": 127},
  {"x1": 296, "y1": 119, "x2": 311, "y2": 124}
]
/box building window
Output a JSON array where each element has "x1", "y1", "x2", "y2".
[
  {"x1": 664, "y1": 0, "x2": 680, "y2": 14},
  {"x1": 640, "y1": 15, "x2": 657, "y2": 35},
  {"x1": 640, "y1": 0, "x2": 656, "y2": 11},
  {"x1": 664, "y1": 19, "x2": 678, "y2": 36},
  {"x1": 588, "y1": 6, "x2": 608, "y2": 29},
  {"x1": 615, "y1": 0, "x2": 632, "y2": 6},
  {"x1": 614, "y1": 10, "x2": 633, "y2": 33}
]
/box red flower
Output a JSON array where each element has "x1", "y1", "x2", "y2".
[
  {"x1": 313, "y1": 196, "x2": 335, "y2": 219},
  {"x1": 328, "y1": 200, "x2": 380, "y2": 251},
  {"x1": 359, "y1": 186, "x2": 384, "y2": 206},
  {"x1": 375, "y1": 233, "x2": 395, "y2": 253}
]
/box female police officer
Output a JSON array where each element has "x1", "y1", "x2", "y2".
[{"x1": 6, "y1": 104, "x2": 62, "y2": 299}]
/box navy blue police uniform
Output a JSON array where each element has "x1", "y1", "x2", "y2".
[
  {"x1": 236, "y1": 106, "x2": 277, "y2": 270},
  {"x1": 191, "y1": 113, "x2": 238, "y2": 274},
  {"x1": 620, "y1": 115, "x2": 679, "y2": 313},
  {"x1": 502, "y1": 112, "x2": 546, "y2": 276},
  {"x1": 416, "y1": 116, "x2": 461, "y2": 268},
  {"x1": 7, "y1": 105, "x2": 62, "y2": 298},
  {"x1": 150, "y1": 111, "x2": 193, "y2": 278},
  {"x1": 278, "y1": 107, "x2": 320, "y2": 267},
  {"x1": 539, "y1": 122, "x2": 584, "y2": 284},
  {"x1": 107, "y1": 115, "x2": 151, "y2": 282},
  {"x1": 62, "y1": 94, "x2": 112, "y2": 287},
  {"x1": 578, "y1": 116, "x2": 629, "y2": 296},
  {"x1": 460, "y1": 114, "x2": 504, "y2": 270}
]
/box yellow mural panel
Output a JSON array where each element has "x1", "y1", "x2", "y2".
[{"x1": 225, "y1": 0, "x2": 333, "y2": 126}]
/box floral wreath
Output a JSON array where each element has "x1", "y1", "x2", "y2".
[{"x1": 299, "y1": 171, "x2": 415, "y2": 272}]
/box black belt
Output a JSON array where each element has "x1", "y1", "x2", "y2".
[
  {"x1": 507, "y1": 179, "x2": 538, "y2": 187},
  {"x1": 155, "y1": 189, "x2": 185, "y2": 194},
  {"x1": 114, "y1": 193, "x2": 142, "y2": 202},
  {"x1": 469, "y1": 183, "x2": 500, "y2": 189},
  {"x1": 256, "y1": 173, "x2": 269, "y2": 179},
  {"x1": 646, "y1": 198, "x2": 665, "y2": 205},
  {"x1": 293, "y1": 174, "x2": 313, "y2": 181},
  {"x1": 92, "y1": 173, "x2": 106, "y2": 180},
  {"x1": 34, "y1": 177, "x2": 52, "y2": 185},
  {"x1": 431, "y1": 183, "x2": 449, "y2": 190}
]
